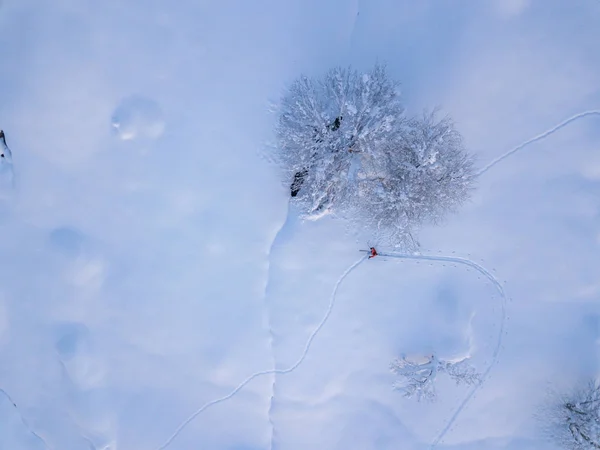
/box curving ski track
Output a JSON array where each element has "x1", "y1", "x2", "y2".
[
  {"x1": 477, "y1": 110, "x2": 600, "y2": 175},
  {"x1": 378, "y1": 252, "x2": 507, "y2": 449},
  {"x1": 157, "y1": 254, "x2": 367, "y2": 450}
]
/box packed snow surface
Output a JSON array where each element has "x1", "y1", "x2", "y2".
[{"x1": 0, "y1": 1, "x2": 599, "y2": 449}]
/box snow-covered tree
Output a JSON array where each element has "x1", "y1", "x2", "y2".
[
  {"x1": 355, "y1": 111, "x2": 475, "y2": 245},
  {"x1": 546, "y1": 381, "x2": 600, "y2": 449},
  {"x1": 390, "y1": 354, "x2": 481, "y2": 402},
  {"x1": 275, "y1": 64, "x2": 475, "y2": 248}
]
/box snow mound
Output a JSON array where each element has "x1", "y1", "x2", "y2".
[{"x1": 111, "y1": 96, "x2": 165, "y2": 141}]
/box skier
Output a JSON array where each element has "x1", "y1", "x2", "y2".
[{"x1": 368, "y1": 247, "x2": 378, "y2": 259}]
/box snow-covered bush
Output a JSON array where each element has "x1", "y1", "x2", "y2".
[
  {"x1": 275, "y1": 64, "x2": 475, "y2": 248},
  {"x1": 390, "y1": 354, "x2": 480, "y2": 402},
  {"x1": 546, "y1": 381, "x2": 600, "y2": 449}
]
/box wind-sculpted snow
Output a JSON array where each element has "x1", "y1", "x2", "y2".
[
  {"x1": 378, "y1": 252, "x2": 507, "y2": 449},
  {"x1": 157, "y1": 255, "x2": 367, "y2": 450},
  {"x1": 477, "y1": 110, "x2": 600, "y2": 175}
]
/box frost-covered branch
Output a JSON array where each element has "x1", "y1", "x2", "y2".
[
  {"x1": 391, "y1": 354, "x2": 439, "y2": 401},
  {"x1": 546, "y1": 381, "x2": 600, "y2": 449},
  {"x1": 440, "y1": 357, "x2": 482, "y2": 386},
  {"x1": 391, "y1": 354, "x2": 481, "y2": 402}
]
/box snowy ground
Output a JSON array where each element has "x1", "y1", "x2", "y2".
[{"x1": 0, "y1": 0, "x2": 599, "y2": 449}]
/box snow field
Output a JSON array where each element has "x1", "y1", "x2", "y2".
[{"x1": 1, "y1": 0, "x2": 600, "y2": 448}]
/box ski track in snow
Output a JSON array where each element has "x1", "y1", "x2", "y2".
[
  {"x1": 156, "y1": 255, "x2": 367, "y2": 450},
  {"x1": 477, "y1": 110, "x2": 600, "y2": 175},
  {"x1": 0, "y1": 387, "x2": 52, "y2": 449},
  {"x1": 378, "y1": 252, "x2": 507, "y2": 449}
]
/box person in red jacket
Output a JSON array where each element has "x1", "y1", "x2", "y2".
[{"x1": 369, "y1": 247, "x2": 378, "y2": 258}]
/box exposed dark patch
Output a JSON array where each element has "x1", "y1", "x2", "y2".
[
  {"x1": 0, "y1": 130, "x2": 6, "y2": 158},
  {"x1": 48, "y1": 227, "x2": 85, "y2": 256},
  {"x1": 291, "y1": 116, "x2": 343, "y2": 197},
  {"x1": 55, "y1": 322, "x2": 90, "y2": 361},
  {"x1": 290, "y1": 169, "x2": 308, "y2": 197}
]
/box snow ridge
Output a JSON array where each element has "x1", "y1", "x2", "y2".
[
  {"x1": 156, "y1": 255, "x2": 367, "y2": 450},
  {"x1": 0, "y1": 387, "x2": 52, "y2": 449},
  {"x1": 263, "y1": 206, "x2": 295, "y2": 450},
  {"x1": 378, "y1": 252, "x2": 507, "y2": 449},
  {"x1": 477, "y1": 110, "x2": 600, "y2": 175}
]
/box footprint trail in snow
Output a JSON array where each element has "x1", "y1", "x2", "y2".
[
  {"x1": 377, "y1": 252, "x2": 507, "y2": 448},
  {"x1": 422, "y1": 108, "x2": 600, "y2": 447}
]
